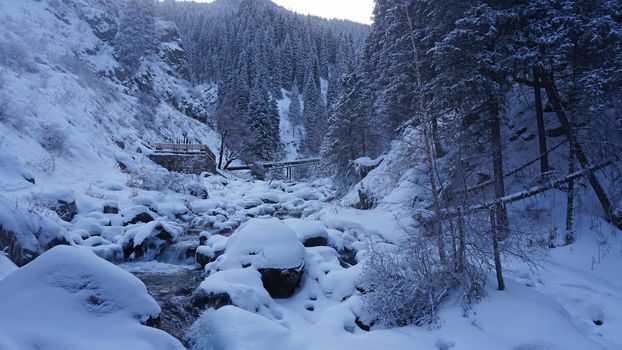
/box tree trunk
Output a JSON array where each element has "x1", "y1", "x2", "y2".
[
  {"x1": 457, "y1": 207, "x2": 465, "y2": 273},
  {"x1": 489, "y1": 102, "x2": 510, "y2": 239},
  {"x1": 218, "y1": 135, "x2": 226, "y2": 170},
  {"x1": 541, "y1": 73, "x2": 621, "y2": 229},
  {"x1": 404, "y1": 4, "x2": 446, "y2": 264},
  {"x1": 533, "y1": 68, "x2": 550, "y2": 176},
  {"x1": 565, "y1": 137, "x2": 576, "y2": 245},
  {"x1": 432, "y1": 116, "x2": 445, "y2": 158},
  {"x1": 440, "y1": 159, "x2": 614, "y2": 220},
  {"x1": 424, "y1": 129, "x2": 446, "y2": 265},
  {"x1": 490, "y1": 208, "x2": 505, "y2": 291}
]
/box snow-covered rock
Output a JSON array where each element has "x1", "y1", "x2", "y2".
[
  {"x1": 215, "y1": 218, "x2": 304, "y2": 271},
  {"x1": 0, "y1": 196, "x2": 69, "y2": 266},
  {"x1": 283, "y1": 218, "x2": 329, "y2": 247},
  {"x1": 208, "y1": 218, "x2": 305, "y2": 298},
  {"x1": 196, "y1": 245, "x2": 215, "y2": 267},
  {"x1": 192, "y1": 269, "x2": 272, "y2": 313},
  {"x1": 0, "y1": 245, "x2": 183, "y2": 350},
  {"x1": 122, "y1": 220, "x2": 182, "y2": 260}
]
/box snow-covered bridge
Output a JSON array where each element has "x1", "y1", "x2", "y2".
[{"x1": 227, "y1": 158, "x2": 321, "y2": 179}]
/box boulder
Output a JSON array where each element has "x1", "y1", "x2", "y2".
[
  {"x1": 338, "y1": 248, "x2": 358, "y2": 268},
  {"x1": 0, "y1": 225, "x2": 38, "y2": 267},
  {"x1": 55, "y1": 199, "x2": 77, "y2": 222},
  {"x1": 103, "y1": 202, "x2": 119, "y2": 214},
  {"x1": 44, "y1": 236, "x2": 71, "y2": 250},
  {"x1": 258, "y1": 266, "x2": 303, "y2": 298},
  {"x1": 191, "y1": 290, "x2": 232, "y2": 310},
  {"x1": 303, "y1": 236, "x2": 328, "y2": 247},
  {"x1": 128, "y1": 212, "x2": 155, "y2": 225}
]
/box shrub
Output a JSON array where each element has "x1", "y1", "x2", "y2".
[
  {"x1": 0, "y1": 39, "x2": 34, "y2": 73},
  {"x1": 360, "y1": 221, "x2": 490, "y2": 327},
  {"x1": 38, "y1": 123, "x2": 68, "y2": 155},
  {"x1": 127, "y1": 168, "x2": 203, "y2": 195},
  {"x1": 360, "y1": 238, "x2": 461, "y2": 327}
]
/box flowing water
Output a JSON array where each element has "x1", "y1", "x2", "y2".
[
  {"x1": 133, "y1": 267, "x2": 204, "y2": 344},
  {"x1": 120, "y1": 234, "x2": 206, "y2": 346}
]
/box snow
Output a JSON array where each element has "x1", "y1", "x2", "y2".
[
  {"x1": 195, "y1": 269, "x2": 273, "y2": 313},
  {"x1": 188, "y1": 306, "x2": 294, "y2": 350},
  {"x1": 213, "y1": 218, "x2": 305, "y2": 270},
  {"x1": 0, "y1": 245, "x2": 183, "y2": 350},
  {"x1": 283, "y1": 218, "x2": 328, "y2": 242},
  {"x1": 352, "y1": 156, "x2": 382, "y2": 168},
  {"x1": 0, "y1": 254, "x2": 17, "y2": 281},
  {"x1": 205, "y1": 234, "x2": 229, "y2": 253}
]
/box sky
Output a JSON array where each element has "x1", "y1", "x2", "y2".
[
  {"x1": 271, "y1": 0, "x2": 374, "y2": 24},
  {"x1": 199, "y1": 0, "x2": 375, "y2": 24}
]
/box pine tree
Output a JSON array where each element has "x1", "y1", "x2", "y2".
[
  {"x1": 245, "y1": 87, "x2": 282, "y2": 162},
  {"x1": 321, "y1": 72, "x2": 371, "y2": 186},
  {"x1": 301, "y1": 63, "x2": 326, "y2": 156}
]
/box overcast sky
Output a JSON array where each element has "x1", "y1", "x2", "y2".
[
  {"x1": 271, "y1": 0, "x2": 374, "y2": 24},
  {"x1": 198, "y1": 0, "x2": 375, "y2": 24}
]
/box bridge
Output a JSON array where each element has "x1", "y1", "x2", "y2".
[{"x1": 227, "y1": 158, "x2": 321, "y2": 179}]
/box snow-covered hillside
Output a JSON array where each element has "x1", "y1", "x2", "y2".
[{"x1": 0, "y1": 0, "x2": 220, "y2": 260}]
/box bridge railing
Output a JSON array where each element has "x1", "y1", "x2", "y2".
[{"x1": 154, "y1": 143, "x2": 216, "y2": 161}]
